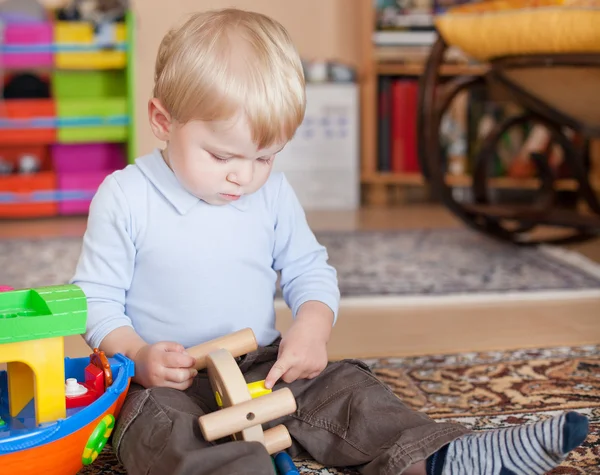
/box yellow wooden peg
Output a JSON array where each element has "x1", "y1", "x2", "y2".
[{"x1": 247, "y1": 380, "x2": 271, "y2": 399}]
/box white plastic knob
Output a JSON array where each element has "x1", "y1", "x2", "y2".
[{"x1": 65, "y1": 378, "x2": 88, "y2": 397}]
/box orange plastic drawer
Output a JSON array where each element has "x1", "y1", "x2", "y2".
[
  {"x1": 0, "y1": 171, "x2": 58, "y2": 218},
  {"x1": 0, "y1": 145, "x2": 57, "y2": 218},
  {"x1": 0, "y1": 99, "x2": 56, "y2": 144}
]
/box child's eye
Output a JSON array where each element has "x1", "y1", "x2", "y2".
[
  {"x1": 258, "y1": 156, "x2": 273, "y2": 165},
  {"x1": 209, "y1": 152, "x2": 229, "y2": 163}
]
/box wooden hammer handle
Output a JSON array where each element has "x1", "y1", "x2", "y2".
[
  {"x1": 198, "y1": 388, "x2": 297, "y2": 441},
  {"x1": 186, "y1": 328, "x2": 258, "y2": 370}
]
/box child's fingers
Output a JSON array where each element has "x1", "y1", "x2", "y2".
[
  {"x1": 163, "y1": 350, "x2": 197, "y2": 368},
  {"x1": 165, "y1": 366, "x2": 198, "y2": 384},
  {"x1": 307, "y1": 370, "x2": 322, "y2": 380},
  {"x1": 281, "y1": 365, "x2": 302, "y2": 384},
  {"x1": 158, "y1": 341, "x2": 186, "y2": 353},
  {"x1": 265, "y1": 357, "x2": 292, "y2": 389}
]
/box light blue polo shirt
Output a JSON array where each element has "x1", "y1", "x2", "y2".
[{"x1": 71, "y1": 148, "x2": 340, "y2": 350}]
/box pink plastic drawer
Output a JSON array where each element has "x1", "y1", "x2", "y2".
[
  {"x1": 57, "y1": 171, "x2": 109, "y2": 215},
  {"x1": 51, "y1": 143, "x2": 125, "y2": 173},
  {"x1": 1, "y1": 22, "x2": 53, "y2": 68},
  {"x1": 51, "y1": 143, "x2": 125, "y2": 215}
]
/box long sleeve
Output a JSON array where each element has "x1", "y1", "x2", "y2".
[
  {"x1": 70, "y1": 175, "x2": 137, "y2": 349},
  {"x1": 272, "y1": 174, "x2": 340, "y2": 322}
]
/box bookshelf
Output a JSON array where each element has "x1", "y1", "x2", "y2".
[{"x1": 358, "y1": 1, "x2": 600, "y2": 207}]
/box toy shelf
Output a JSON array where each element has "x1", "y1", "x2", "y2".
[
  {"x1": 362, "y1": 172, "x2": 599, "y2": 191},
  {"x1": 0, "y1": 10, "x2": 136, "y2": 219},
  {"x1": 358, "y1": 2, "x2": 600, "y2": 207},
  {"x1": 376, "y1": 62, "x2": 488, "y2": 76}
]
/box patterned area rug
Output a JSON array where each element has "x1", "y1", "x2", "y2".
[
  {"x1": 78, "y1": 345, "x2": 600, "y2": 474},
  {"x1": 2, "y1": 229, "x2": 600, "y2": 301}
]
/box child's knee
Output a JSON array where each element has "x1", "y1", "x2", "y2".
[
  {"x1": 292, "y1": 359, "x2": 387, "y2": 423},
  {"x1": 113, "y1": 385, "x2": 208, "y2": 471},
  {"x1": 113, "y1": 387, "x2": 176, "y2": 472}
]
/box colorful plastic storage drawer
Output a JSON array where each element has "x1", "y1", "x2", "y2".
[
  {"x1": 54, "y1": 21, "x2": 127, "y2": 69},
  {"x1": 1, "y1": 22, "x2": 53, "y2": 68},
  {"x1": 52, "y1": 143, "x2": 125, "y2": 215},
  {"x1": 52, "y1": 70, "x2": 126, "y2": 99},
  {"x1": 0, "y1": 145, "x2": 57, "y2": 218},
  {"x1": 0, "y1": 99, "x2": 56, "y2": 145},
  {"x1": 56, "y1": 97, "x2": 128, "y2": 143}
]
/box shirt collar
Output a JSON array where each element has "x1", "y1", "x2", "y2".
[
  {"x1": 135, "y1": 149, "x2": 250, "y2": 214},
  {"x1": 229, "y1": 194, "x2": 250, "y2": 212}
]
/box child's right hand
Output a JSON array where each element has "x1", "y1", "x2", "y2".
[{"x1": 133, "y1": 341, "x2": 198, "y2": 390}]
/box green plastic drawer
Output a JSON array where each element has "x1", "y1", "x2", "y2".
[
  {"x1": 52, "y1": 70, "x2": 126, "y2": 99},
  {"x1": 57, "y1": 97, "x2": 129, "y2": 143}
]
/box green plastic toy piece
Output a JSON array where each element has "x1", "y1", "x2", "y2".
[
  {"x1": 0, "y1": 284, "x2": 87, "y2": 344},
  {"x1": 0, "y1": 417, "x2": 5, "y2": 428}
]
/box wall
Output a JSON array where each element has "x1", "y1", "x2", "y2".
[{"x1": 129, "y1": 0, "x2": 361, "y2": 154}]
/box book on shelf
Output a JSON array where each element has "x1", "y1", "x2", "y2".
[
  {"x1": 374, "y1": 0, "x2": 436, "y2": 46},
  {"x1": 376, "y1": 76, "x2": 580, "y2": 182},
  {"x1": 373, "y1": 30, "x2": 437, "y2": 47},
  {"x1": 377, "y1": 76, "x2": 419, "y2": 173},
  {"x1": 372, "y1": 0, "x2": 482, "y2": 66}
]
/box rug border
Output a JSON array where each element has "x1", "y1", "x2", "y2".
[
  {"x1": 5, "y1": 232, "x2": 600, "y2": 307},
  {"x1": 539, "y1": 244, "x2": 600, "y2": 279},
  {"x1": 275, "y1": 288, "x2": 600, "y2": 308}
]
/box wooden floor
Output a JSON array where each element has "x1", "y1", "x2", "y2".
[{"x1": 2, "y1": 205, "x2": 599, "y2": 360}]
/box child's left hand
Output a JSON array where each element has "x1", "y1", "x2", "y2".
[{"x1": 264, "y1": 301, "x2": 334, "y2": 389}]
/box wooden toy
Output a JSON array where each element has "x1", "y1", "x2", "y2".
[{"x1": 187, "y1": 328, "x2": 297, "y2": 455}]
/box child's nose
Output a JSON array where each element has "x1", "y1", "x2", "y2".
[{"x1": 227, "y1": 162, "x2": 254, "y2": 186}]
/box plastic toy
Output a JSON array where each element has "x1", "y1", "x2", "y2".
[
  {"x1": 188, "y1": 328, "x2": 297, "y2": 455},
  {"x1": 274, "y1": 451, "x2": 300, "y2": 475},
  {"x1": 18, "y1": 154, "x2": 41, "y2": 174},
  {"x1": 0, "y1": 284, "x2": 134, "y2": 475}
]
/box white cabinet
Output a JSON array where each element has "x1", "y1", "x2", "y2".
[{"x1": 274, "y1": 83, "x2": 359, "y2": 210}]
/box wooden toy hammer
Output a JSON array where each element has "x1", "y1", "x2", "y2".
[{"x1": 186, "y1": 328, "x2": 297, "y2": 454}]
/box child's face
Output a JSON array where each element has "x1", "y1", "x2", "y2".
[{"x1": 163, "y1": 112, "x2": 285, "y2": 206}]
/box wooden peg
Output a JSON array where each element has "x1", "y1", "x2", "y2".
[
  {"x1": 199, "y1": 387, "x2": 297, "y2": 442},
  {"x1": 264, "y1": 425, "x2": 293, "y2": 455},
  {"x1": 186, "y1": 328, "x2": 258, "y2": 371}
]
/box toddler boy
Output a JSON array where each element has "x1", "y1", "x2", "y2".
[{"x1": 71, "y1": 8, "x2": 589, "y2": 475}]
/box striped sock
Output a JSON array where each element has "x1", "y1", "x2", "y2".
[{"x1": 426, "y1": 412, "x2": 589, "y2": 475}]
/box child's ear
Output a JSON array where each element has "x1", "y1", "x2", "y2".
[{"x1": 148, "y1": 98, "x2": 172, "y2": 141}]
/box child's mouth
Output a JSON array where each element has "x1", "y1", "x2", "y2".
[{"x1": 220, "y1": 193, "x2": 241, "y2": 201}]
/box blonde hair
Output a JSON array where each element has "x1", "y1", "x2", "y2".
[{"x1": 154, "y1": 8, "x2": 306, "y2": 149}]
